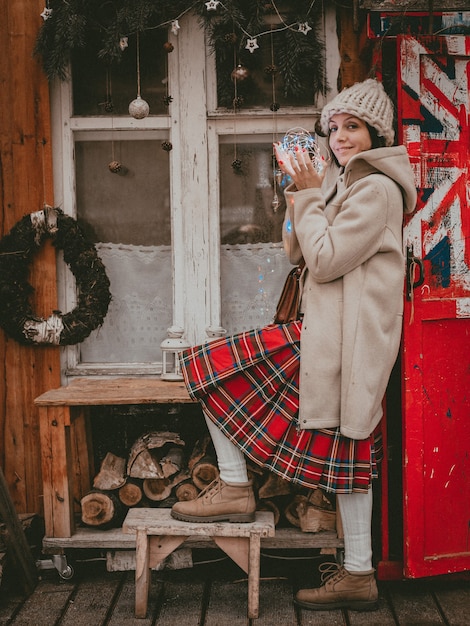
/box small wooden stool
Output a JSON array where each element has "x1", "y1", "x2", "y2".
[{"x1": 122, "y1": 508, "x2": 275, "y2": 619}]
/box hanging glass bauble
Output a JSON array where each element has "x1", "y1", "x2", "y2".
[
  {"x1": 129, "y1": 95, "x2": 150, "y2": 119},
  {"x1": 231, "y1": 64, "x2": 249, "y2": 81}
]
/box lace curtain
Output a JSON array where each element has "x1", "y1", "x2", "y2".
[
  {"x1": 80, "y1": 243, "x2": 173, "y2": 363},
  {"x1": 220, "y1": 243, "x2": 292, "y2": 334},
  {"x1": 80, "y1": 242, "x2": 292, "y2": 363}
]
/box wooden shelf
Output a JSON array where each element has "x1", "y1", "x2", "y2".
[{"x1": 35, "y1": 377, "x2": 194, "y2": 407}]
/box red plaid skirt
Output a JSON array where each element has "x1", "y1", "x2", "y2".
[{"x1": 180, "y1": 321, "x2": 381, "y2": 494}]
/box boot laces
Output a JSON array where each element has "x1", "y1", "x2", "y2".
[
  {"x1": 318, "y1": 562, "x2": 345, "y2": 585},
  {"x1": 197, "y1": 476, "x2": 223, "y2": 499}
]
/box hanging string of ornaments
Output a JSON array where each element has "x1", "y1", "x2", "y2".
[
  {"x1": 36, "y1": 1, "x2": 326, "y2": 182},
  {"x1": 36, "y1": 1, "x2": 326, "y2": 110}
]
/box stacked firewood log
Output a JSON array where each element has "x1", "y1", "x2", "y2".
[{"x1": 80, "y1": 431, "x2": 337, "y2": 533}]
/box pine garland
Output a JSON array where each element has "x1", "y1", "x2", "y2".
[{"x1": 35, "y1": 0, "x2": 326, "y2": 103}]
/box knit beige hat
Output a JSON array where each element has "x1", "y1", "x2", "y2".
[{"x1": 320, "y1": 79, "x2": 395, "y2": 146}]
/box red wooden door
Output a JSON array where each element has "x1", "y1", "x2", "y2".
[{"x1": 398, "y1": 35, "x2": 470, "y2": 578}]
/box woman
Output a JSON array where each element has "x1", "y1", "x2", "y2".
[{"x1": 172, "y1": 79, "x2": 417, "y2": 611}]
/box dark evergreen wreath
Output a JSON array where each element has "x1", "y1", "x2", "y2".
[
  {"x1": 0, "y1": 207, "x2": 111, "y2": 346},
  {"x1": 34, "y1": 0, "x2": 326, "y2": 104}
]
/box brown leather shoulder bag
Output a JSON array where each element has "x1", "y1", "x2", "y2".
[{"x1": 274, "y1": 260, "x2": 305, "y2": 324}]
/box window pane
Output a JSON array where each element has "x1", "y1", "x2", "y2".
[
  {"x1": 75, "y1": 136, "x2": 172, "y2": 364},
  {"x1": 219, "y1": 139, "x2": 291, "y2": 334},
  {"x1": 72, "y1": 30, "x2": 168, "y2": 116},
  {"x1": 75, "y1": 138, "x2": 171, "y2": 246},
  {"x1": 215, "y1": 22, "x2": 323, "y2": 108},
  {"x1": 220, "y1": 141, "x2": 285, "y2": 245}
]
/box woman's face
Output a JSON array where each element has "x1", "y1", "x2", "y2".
[{"x1": 328, "y1": 113, "x2": 373, "y2": 166}]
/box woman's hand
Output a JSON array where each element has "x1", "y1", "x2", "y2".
[{"x1": 274, "y1": 142, "x2": 326, "y2": 190}]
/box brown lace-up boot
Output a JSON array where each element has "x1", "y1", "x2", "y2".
[
  {"x1": 295, "y1": 563, "x2": 379, "y2": 611},
  {"x1": 171, "y1": 477, "x2": 256, "y2": 523}
]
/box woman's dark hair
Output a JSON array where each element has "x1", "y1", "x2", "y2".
[{"x1": 367, "y1": 124, "x2": 387, "y2": 149}]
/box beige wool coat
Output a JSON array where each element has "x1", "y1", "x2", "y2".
[{"x1": 283, "y1": 146, "x2": 417, "y2": 439}]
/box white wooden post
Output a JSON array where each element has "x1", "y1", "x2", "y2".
[{"x1": 169, "y1": 15, "x2": 212, "y2": 345}]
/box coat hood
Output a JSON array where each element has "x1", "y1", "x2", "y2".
[{"x1": 343, "y1": 146, "x2": 417, "y2": 214}]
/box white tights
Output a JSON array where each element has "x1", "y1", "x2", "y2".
[
  {"x1": 204, "y1": 415, "x2": 249, "y2": 483},
  {"x1": 337, "y1": 489, "x2": 373, "y2": 572},
  {"x1": 205, "y1": 413, "x2": 373, "y2": 572}
]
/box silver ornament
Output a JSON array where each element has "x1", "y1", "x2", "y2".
[{"x1": 128, "y1": 95, "x2": 150, "y2": 119}]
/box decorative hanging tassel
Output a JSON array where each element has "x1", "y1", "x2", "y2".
[
  {"x1": 269, "y1": 27, "x2": 280, "y2": 212},
  {"x1": 231, "y1": 45, "x2": 242, "y2": 172}
]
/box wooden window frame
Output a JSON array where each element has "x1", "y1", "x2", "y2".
[{"x1": 50, "y1": 10, "x2": 339, "y2": 378}]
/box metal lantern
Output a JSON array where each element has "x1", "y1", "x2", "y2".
[
  {"x1": 206, "y1": 325, "x2": 227, "y2": 341},
  {"x1": 160, "y1": 326, "x2": 190, "y2": 381}
]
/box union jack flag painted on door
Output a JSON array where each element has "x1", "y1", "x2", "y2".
[{"x1": 401, "y1": 35, "x2": 470, "y2": 308}]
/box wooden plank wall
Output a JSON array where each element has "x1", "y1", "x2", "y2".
[
  {"x1": 0, "y1": 0, "x2": 60, "y2": 514},
  {"x1": 337, "y1": 5, "x2": 371, "y2": 89}
]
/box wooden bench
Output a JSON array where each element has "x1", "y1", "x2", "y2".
[{"x1": 122, "y1": 508, "x2": 275, "y2": 619}]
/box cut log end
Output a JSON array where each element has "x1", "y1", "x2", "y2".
[
  {"x1": 191, "y1": 455, "x2": 219, "y2": 490},
  {"x1": 127, "y1": 431, "x2": 185, "y2": 479},
  {"x1": 174, "y1": 479, "x2": 199, "y2": 502},
  {"x1": 93, "y1": 452, "x2": 126, "y2": 490},
  {"x1": 80, "y1": 491, "x2": 124, "y2": 528},
  {"x1": 160, "y1": 447, "x2": 184, "y2": 478},
  {"x1": 142, "y1": 478, "x2": 172, "y2": 502},
  {"x1": 284, "y1": 495, "x2": 307, "y2": 528},
  {"x1": 258, "y1": 473, "x2": 291, "y2": 499},
  {"x1": 118, "y1": 480, "x2": 143, "y2": 507},
  {"x1": 297, "y1": 489, "x2": 337, "y2": 533}
]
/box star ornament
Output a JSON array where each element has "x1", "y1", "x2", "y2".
[
  {"x1": 205, "y1": 0, "x2": 220, "y2": 11},
  {"x1": 298, "y1": 22, "x2": 312, "y2": 35},
  {"x1": 171, "y1": 20, "x2": 180, "y2": 35},
  {"x1": 119, "y1": 37, "x2": 129, "y2": 51},
  {"x1": 40, "y1": 7, "x2": 53, "y2": 21},
  {"x1": 245, "y1": 38, "x2": 259, "y2": 53}
]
